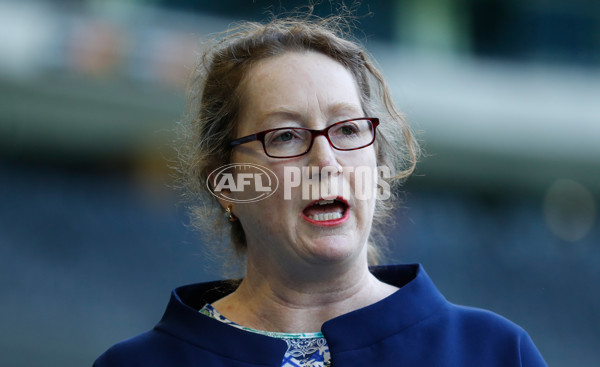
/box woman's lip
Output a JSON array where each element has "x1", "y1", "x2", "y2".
[
  {"x1": 301, "y1": 209, "x2": 350, "y2": 227},
  {"x1": 301, "y1": 196, "x2": 350, "y2": 227},
  {"x1": 302, "y1": 196, "x2": 350, "y2": 211}
]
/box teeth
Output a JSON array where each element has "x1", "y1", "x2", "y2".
[
  {"x1": 309, "y1": 212, "x2": 343, "y2": 221},
  {"x1": 316, "y1": 199, "x2": 335, "y2": 205}
]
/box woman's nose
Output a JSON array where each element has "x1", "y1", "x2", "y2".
[{"x1": 307, "y1": 135, "x2": 341, "y2": 170}]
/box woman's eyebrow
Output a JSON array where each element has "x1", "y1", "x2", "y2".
[
  {"x1": 257, "y1": 103, "x2": 363, "y2": 129},
  {"x1": 258, "y1": 109, "x2": 304, "y2": 128},
  {"x1": 261, "y1": 109, "x2": 302, "y2": 120},
  {"x1": 327, "y1": 102, "x2": 363, "y2": 116}
]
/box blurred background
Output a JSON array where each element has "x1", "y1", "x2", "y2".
[{"x1": 1, "y1": 0, "x2": 598, "y2": 366}]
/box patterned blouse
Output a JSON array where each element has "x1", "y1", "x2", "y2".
[{"x1": 200, "y1": 304, "x2": 331, "y2": 367}]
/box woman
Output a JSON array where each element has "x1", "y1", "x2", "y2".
[{"x1": 95, "y1": 15, "x2": 547, "y2": 367}]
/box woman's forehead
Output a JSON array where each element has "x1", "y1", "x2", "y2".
[{"x1": 238, "y1": 51, "x2": 363, "y2": 129}]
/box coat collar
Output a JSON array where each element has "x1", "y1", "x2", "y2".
[
  {"x1": 324, "y1": 264, "x2": 447, "y2": 351},
  {"x1": 155, "y1": 264, "x2": 446, "y2": 364}
]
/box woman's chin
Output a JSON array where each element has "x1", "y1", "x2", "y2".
[{"x1": 300, "y1": 238, "x2": 363, "y2": 266}]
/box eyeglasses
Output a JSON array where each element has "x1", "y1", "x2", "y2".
[{"x1": 230, "y1": 117, "x2": 379, "y2": 158}]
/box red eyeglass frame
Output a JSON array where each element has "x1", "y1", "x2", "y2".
[{"x1": 229, "y1": 117, "x2": 379, "y2": 158}]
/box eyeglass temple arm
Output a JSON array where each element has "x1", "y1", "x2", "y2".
[{"x1": 230, "y1": 134, "x2": 258, "y2": 147}]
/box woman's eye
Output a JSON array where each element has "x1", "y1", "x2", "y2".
[
  {"x1": 335, "y1": 123, "x2": 359, "y2": 136},
  {"x1": 270, "y1": 130, "x2": 300, "y2": 144},
  {"x1": 275, "y1": 131, "x2": 294, "y2": 141},
  {"x1": 340, "y1": 125, "x2": 358, "y2": 135}
]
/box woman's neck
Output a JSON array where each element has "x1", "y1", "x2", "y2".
[{"x1": 212, "y1": 257, "x2": 397, "y2": 333}]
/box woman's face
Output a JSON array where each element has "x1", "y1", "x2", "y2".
[{"x1": 229, "y1": 51, "x2": 378, "y2": 270}]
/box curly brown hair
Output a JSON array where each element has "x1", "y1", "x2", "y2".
[{"x1": 176, "y1": 13, "x2": 420, "y2": 269}]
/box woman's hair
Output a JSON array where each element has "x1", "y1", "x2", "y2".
[{"x1": 176, "y1": 12, "x2": 420, "y2": 268}]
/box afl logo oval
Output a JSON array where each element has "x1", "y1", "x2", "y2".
[{"x1": 206, "y1": 163, "x2": 279, "y2": 203}]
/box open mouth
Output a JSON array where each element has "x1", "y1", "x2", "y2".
[{"x1": 301, "y1": 197, "x2": 349, "y2": 226}]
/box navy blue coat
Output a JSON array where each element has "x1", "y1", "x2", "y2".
[{"x1": 94, "y1": 264, "x2": 547, "y2": 366}]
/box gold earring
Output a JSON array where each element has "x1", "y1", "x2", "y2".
[{"x1": 225, "y1": 205, "x2": 237, "y2": 222}]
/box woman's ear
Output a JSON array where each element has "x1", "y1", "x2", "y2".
[
  {"x1": 224, "y1": 204, "x2": 238, "y2": 222},
  {"x1": 205, "y1": 166, "x2": 234, "y2": 212}
]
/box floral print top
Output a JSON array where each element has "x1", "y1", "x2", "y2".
[{"x1": 200, "y1": 304, "x2": 331, "y2": 367}]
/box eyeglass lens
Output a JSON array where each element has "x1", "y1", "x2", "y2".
[{"x1": 264, "y1": 119, "x2": 374, "y2": 158}]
